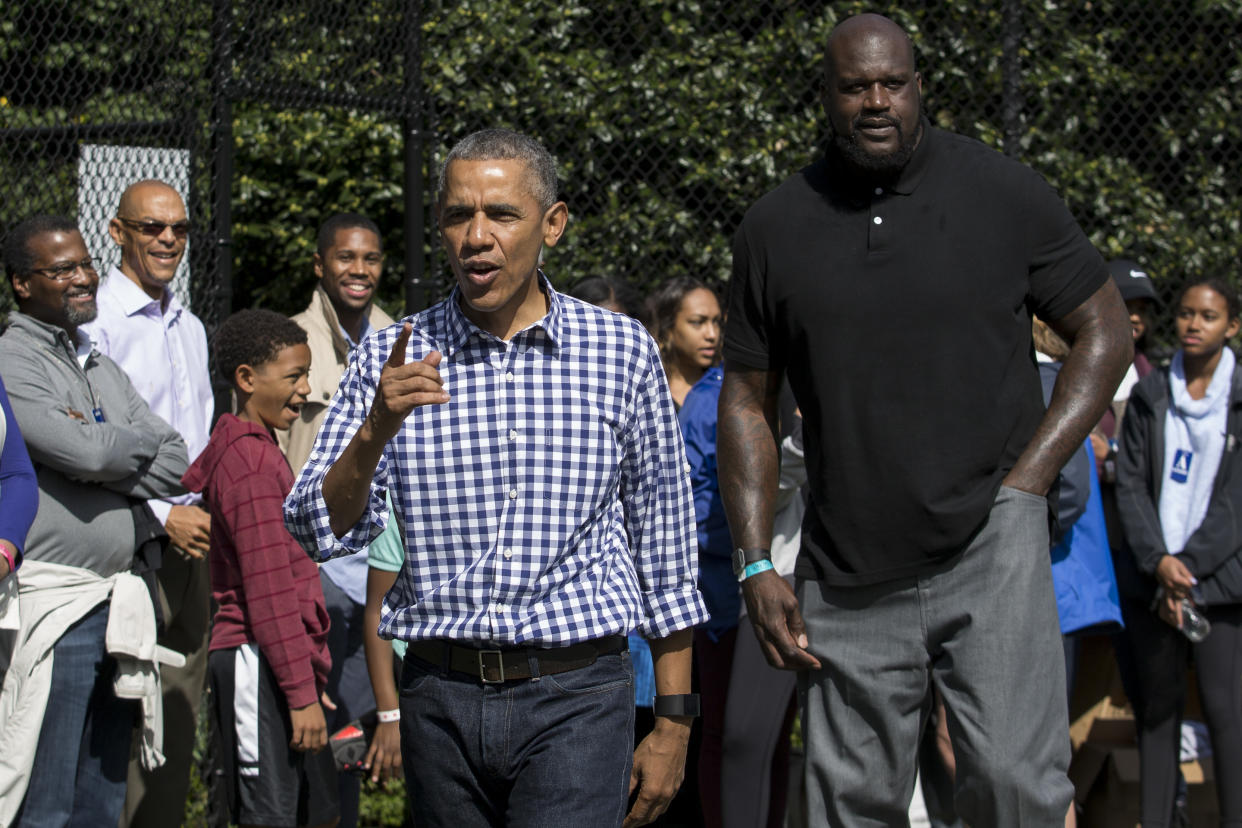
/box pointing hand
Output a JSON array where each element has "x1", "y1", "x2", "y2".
[{"x1": 366, "y1": 323, "x2": 449, "y2": 443}]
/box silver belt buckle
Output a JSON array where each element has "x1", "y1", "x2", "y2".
[{"x1": 478, "y1": 649, "x2": 505, "y2": 684}]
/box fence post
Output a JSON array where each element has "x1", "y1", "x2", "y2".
[
  {"x1": 210, "y1": 0, "x2": 235, "y2": 323},
  {"x1": 184, "y1": 110, "x2": 211, "y2": 322},
  {"x1": 1001, "y1": 0, "x2": 1024, "y2": 159},
  {"x1": 403, "y1": 0, "x2": 427, "y2": 315}
]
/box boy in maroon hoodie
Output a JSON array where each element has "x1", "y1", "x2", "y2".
[{"x1": 183, "y1": 309, "x2": 336, "y2": 828}]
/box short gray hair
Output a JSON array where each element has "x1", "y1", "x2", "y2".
[{"x1": 438, "y1": 129, "x2": 559, "y2": 210}]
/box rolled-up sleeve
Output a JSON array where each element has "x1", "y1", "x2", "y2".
[
  {"x1": 283, "y1": 341, "x2": 391, "y2": 561},
  {"x1": 620, "y1": 351, "x2": 709, "y2": 639}
]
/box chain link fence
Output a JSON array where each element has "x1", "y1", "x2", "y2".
[
  {"x1": 3, "y1": 1, "x2": 1239, "y2": 348},
  {"x1": 1, "y1": 1, "x2": 1239, "y2": 824}
]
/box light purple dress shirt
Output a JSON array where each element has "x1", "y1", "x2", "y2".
[{"x1": 82, "y1": 266, "x2": 214, "y2": 523}]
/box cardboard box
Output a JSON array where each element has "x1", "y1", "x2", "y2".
[
  {"x1": 1071, "y1": 742, "x2": 1217, "y2": 828},
  {"x1": 1068, "y1": 635, "x2": 1135, "y2": 751},
  {"x1": 1067, "y1": 634, "x2": 1218, "y2": 826}
]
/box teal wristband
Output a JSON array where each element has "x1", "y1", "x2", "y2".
[{"x1": 740, "y1": 559, "x2": 774, "y2": 582}]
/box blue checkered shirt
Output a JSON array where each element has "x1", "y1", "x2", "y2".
[{"x1": 284, "y1": 279, "x2": 708, "y2": 646}]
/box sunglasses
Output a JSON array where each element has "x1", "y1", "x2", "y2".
[{"x1": 117, "y1": 217, "x2": 190, "y2": 239}]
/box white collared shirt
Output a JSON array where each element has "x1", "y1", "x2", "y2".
[{"x1": 81, "y1": 266, "x2": 213, "y2": 519}]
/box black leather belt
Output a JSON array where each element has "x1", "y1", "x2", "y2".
[{"x1": 406, "y1": 635, "x2": 627, "y2": 684}]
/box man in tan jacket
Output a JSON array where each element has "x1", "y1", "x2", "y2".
[
  {"x1": 278, "y1": 212, "x2": 393, "y2": 828},
  {"x1": 280, "y1": 213, "x2": 393, "y2": 472}
]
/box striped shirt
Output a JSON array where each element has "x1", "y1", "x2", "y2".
[{"x1": 284, "y1": 279, "x2": 707, "y2": 646}]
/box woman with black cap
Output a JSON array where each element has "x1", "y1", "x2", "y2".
[{"x1": 1091, "y1": 258, "x2": 1161, "y2": 477}]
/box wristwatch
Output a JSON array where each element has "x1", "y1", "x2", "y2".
[
  {"x1": 653, "y1": 693, "x2": 701, "y2": 718},
  {"x1": 732, "y1": 547, "x2": 771, "y2": 580}
]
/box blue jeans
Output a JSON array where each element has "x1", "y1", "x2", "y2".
[
  {"x1": 398, "y1": 646, "x2": 635, "y2": 827},
  {"x1": 18, "y1": 602, "x2": 137, "y2": 827}
]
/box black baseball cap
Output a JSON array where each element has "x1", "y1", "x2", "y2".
[{"x1": 1107, "y1": 259, "x2": 1159, "y2": 305}]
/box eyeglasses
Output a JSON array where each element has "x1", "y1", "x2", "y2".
[
  {"x1": 117, "y1": 217, "x2": 190, "y2": 239},
  {"x1": 27, "y1": 257, "x2": 97, "y2": 282}
]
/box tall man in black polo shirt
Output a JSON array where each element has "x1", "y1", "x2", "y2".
[{"x1": 719, "y1": 13, "x2": 1132, "y2": 826}]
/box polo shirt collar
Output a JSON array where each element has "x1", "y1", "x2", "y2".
[
  {"x1": 887, "y1": 117, "x2": 935, "y2": 195},
  {"x1": 823, "y1": 116, "x2": 935, "y2": 198},
  {"x1": 442, "y1": 272, "x2": 564, "y2": 356}
]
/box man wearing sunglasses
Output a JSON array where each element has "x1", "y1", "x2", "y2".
[{"x1": 81, "y1": 180, "x2": 215, "y2": 828}]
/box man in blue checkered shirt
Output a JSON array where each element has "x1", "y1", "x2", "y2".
[{"x1": 284, "y1": 128, "x2": 708, "y2": 827}]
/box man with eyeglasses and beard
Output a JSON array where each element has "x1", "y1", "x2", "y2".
[
  {"x1": 0, "y1": 215, "x2": 188, "y2": 826},
  {"x1": 719, "y1": 13, "x2": 1133, "y2": 826},
  {"x1": 80, "y1": 180, "x2": 216, "y2": 827}
]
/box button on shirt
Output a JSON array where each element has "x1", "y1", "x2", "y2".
[
  {"x1": 284, "y1": 280, "x2": 707, "y2": 646},
  {"x1": 82, "y1": 266, "x2": 214, "y2": 522}
]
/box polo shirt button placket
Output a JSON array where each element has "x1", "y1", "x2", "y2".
[{"x1": 870, "y1": 187, "x2": 887, "y2": 252}]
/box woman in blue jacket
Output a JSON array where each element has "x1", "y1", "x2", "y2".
[
  {"x1": 652, "y1": 277, "x2": 732, "y2": 825},
  {"x1": 1116, "y1": 276, "x2": 1242, "y2": 828},
  {"x1": 656, "y1": 277, "x2": 798, "y2": 828}
]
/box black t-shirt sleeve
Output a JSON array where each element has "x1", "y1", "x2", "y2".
[
  {"x1": 1022, "y1": 170, "x2": 1108, "y2": 321},
  {"x1": 724, "y1": 218, "x2": 775, "y2": 371}
]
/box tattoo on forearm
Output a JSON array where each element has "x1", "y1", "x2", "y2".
[
  {"x1": 1015, "y1": 282, "x2": 1133, "y2": 493},
  {"x1": 718, "y1": 368, "x2": 782, "y2": 549}
]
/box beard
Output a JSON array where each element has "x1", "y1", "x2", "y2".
[
  {"x1": 64, "y1": 295, "x2": 98, "y2": 325},
  {"x1": 832, "y1": 115, "x2": 923, "y2": 176}
]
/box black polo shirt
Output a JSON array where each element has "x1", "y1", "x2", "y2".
[{"x1": 725, "y1": 125, "x2": 1107, "y2": 585}]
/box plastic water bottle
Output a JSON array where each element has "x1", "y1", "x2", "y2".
[{"x1": 1181, "y1": 600, "x2": 1211, "y2": 643}]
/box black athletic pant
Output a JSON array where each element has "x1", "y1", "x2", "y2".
[{"x1": 1122, "y1": 599, "x2": 1242, "y2": 828}]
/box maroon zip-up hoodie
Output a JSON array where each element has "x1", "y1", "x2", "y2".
[{"x1": 183, "y1": 413, "x2": 330, "y2": 709}]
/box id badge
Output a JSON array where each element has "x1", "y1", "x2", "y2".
[
  {"x1": 92, "y1": 407, "x2": 105, "y2": 423},
  {"x1": 1170, "y1": 449, "x2": 1192, "y2": 484}
]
